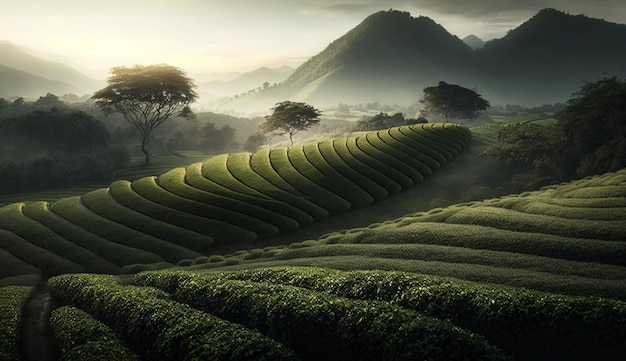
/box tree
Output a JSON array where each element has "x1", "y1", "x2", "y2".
[
  {"x1": 420, "y1": 81, "x2": 490, "y2": 122},
  {"x1": 258, "y1": 101, "x2": 321, "y2": 146},
  {"x1": 91, "y1": 64, "x2": 197, "y2": 166}
]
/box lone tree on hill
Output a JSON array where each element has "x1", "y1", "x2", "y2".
[
  {"x1": 259, "y1": 101, "x2": 321, "y2": 146},
  {"x1": 92, "y1": 64, "x2": 197, "y2": 166},
  {"x1": 421, "y1": 81, "x2": 490, "y2": 122}
]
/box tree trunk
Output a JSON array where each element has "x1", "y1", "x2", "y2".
[{"x1": 141, "y1": 134, "x2": 151, "y2": 167}]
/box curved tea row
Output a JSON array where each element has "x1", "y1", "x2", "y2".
[{"x1": 0, "y1": 123, "x2": 471, "y2": 281}]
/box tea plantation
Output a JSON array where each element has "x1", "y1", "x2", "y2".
[
  {"x1": 1, "y1": 123, "x2": 625, "y2": 360},
  {"x1": 0, "y1": 123, "x2": 470, "y2": 283}
]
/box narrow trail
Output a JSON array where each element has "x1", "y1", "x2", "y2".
[{"x1": 18, "y1": 282, "x2": 59, "y2": 361}]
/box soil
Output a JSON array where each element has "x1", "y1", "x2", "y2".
[{"x1": 18, "y1": 282, "x2": 59, "y2": 361}]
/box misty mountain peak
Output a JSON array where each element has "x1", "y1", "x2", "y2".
[{"x1": 285, "y1": 9, "x2": 472, "y2": 87}]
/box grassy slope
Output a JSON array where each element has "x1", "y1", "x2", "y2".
[{"x1": 0, "y1": 124, "x2": 470, "y2": 282}]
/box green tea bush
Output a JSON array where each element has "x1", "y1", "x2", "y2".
[
  {"x1": 249, "y1": 149, "x2": 329, "y2": 219},
  {"x1": 176, "y1": 267, "x2": 626, "y2": 361},
  {"x1": 300, "y1": 143, "x2": 374, "y2": 207},
  {"x1": 152, "y1": 276, "x2": 508, "y2": 361},
  {"x1": 402, "y1": 126, "x2": 454, "y2": 160},
  {"x1": 420, "y1": 124, "x2": 466, "y2": 152},
  {"x1": 392, "y1": 126, "x2": 446, "y2": 166},
  {"x1": 189, "y1": 159, "x2": 322, "y2": 225},
  {"x1": 0, "y1": 203, "x2": 117, "y2": 274},
  {"x1": 376, "y1": 130, "x2": 436, "y2": 174},
  {"x1": 270, "y1": 147, "x2": 352, "y2": 212},
  {"x1": 0, "y1": 286, "x2": 32, "y2": 361},
  {"x1": 343, "y1": 221, "x2": 626, "y2": 266},
  {"x1": 82, "y1": 188, "x2": 215, "y2": 252},
  {"x1": 204, "y1": 153, "x2": 287, "y2": 197},
  {"x1": 331, "y1": 138, "x2": 401, "y2": 194},
  {"x1": 0, "y1": 248, "x2": 41, "y2": 279},
  {"x1": 317, "y1": 139, "x2": 389, "y2": 200},
  {"x1": 347, "y1": 137, "x2": 413, "y2": 188},
  {"x1": 446, "y1": 206, "x2": 626, "y2": 241},
  {"x1": 50, "y1": 197, "x2": 197, "y2": 263},
  {"x1": 357, "y1": 135, "x2": 418, "y2": 186},
  {"x1": 166, "y1": 161, "x2": 303, "y2": 230},
  {"x1": 50, "y1": 306, "x2": 140, "y2": 361},
  {"x1": 366, "y1": 132, "x2": 429, "y2": 181},
  {"x1": 21, "y1": 201, "x2": 161, "y2": 267},
  {"x1": 115, "y1": 178, "x2": 261, "y2": 240},
  {"x1": 48, "y1": 274, "x2": 299, "y2": 361},
  {"x1": 225, "y1": 153, "x2": 315, "y2": 225},
  {"x1": 0, "y1": 228, "x2": 83, "y2": 276}
]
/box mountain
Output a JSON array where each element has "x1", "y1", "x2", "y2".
[
  {"x1": 477, "y1": 8, "x2": 626, "y2": 104},
  {"x1": 222, "y1": 8, "x2": 626, "y2": 113},
  {"x1": 0, "y1": 41, "x2": 102, "y2": 97},
  {"x1": 0, "y1": 64, "x2": 81, "y2": 99},
  {"x1": 462, "y1": 35, "x2": 485, "y2": 49}
]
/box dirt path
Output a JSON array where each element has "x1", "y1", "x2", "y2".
[{"x1": 18, "y1": 283, "x2": 59, "y2": 361}]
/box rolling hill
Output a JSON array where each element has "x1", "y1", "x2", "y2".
[
  {"x1": 0, "y1": 41, "x2": 102, "y2": 98},
  {"x1": 0, "y1": 64, "x2": 81, "y2": 99}
]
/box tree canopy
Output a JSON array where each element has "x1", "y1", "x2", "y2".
[
  {"x1": 421, "y1": 81, "x2": 490, "y2": 122},
  {"x1": 91, "y1": 64, "x2": 197, "y2": 165},
  {"x1": 258, "y1": 101, "x2": 321, "y2": 146},
  {"x1": 483, "y1": 76, "x2": 626, "y2": 180}
]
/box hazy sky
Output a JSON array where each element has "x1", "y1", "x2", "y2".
[{"x1": 2, "y1": 0, "x2": 625, "y2": 79}]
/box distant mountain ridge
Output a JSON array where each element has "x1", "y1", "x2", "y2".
[
  {"x1": 225, "y1": 8, "x2": 626, "y2": 112},
  {"x1": 0, "y1": 41, "x2": 102, "y2": 97},
  {"x1": 0, "y1": 64, "x2": 83, "y2": 99}
]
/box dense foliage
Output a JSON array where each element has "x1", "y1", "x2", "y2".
[
  {"x1": 48, "y1": 274, "x2": 299, "y2": 361},
  {"x1": 349, "y1": 112, "x2": 425, "y2": 131},
  {"x1": 421, "y1": 81, "x2": 490, "y2": 121},
  {"x1": 0, "y1": 286, "x2": 32, "y2": 361},
  {"x1": 138, "y1": 268, "x2": 626, "y2": 361},
  {"x1": 259, "y1": 101, "x2": 322, "y2": 145},
  {"x1": 92, "y1": 64, "x2": 198, "y2": 166},
  {"x1": 50, "y1": 306, "x2": 140, "y2": 361},
  {"x1": 483, "y1": 76, "x2": 626, "y2": 180},
  {"x1": 0, "y1": 97, "x2": 129, "y2": 194}
]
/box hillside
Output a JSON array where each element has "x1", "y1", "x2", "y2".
[
  {"x1": 26, "y1": 167, "x2": 626, "y2": 361},
  {"x1": 0, "y1": 123, "x2": 470, "y2": 285},
  {"x1": 477, "y1": 8, "x2": 626, "y2": 104},
  {"x1": 0, "y1": 41, "x2": 101, "y2": 97},
  {"x1": 222, "y1": 8, "x2": 626, "y2": 113},
  {"x1": 0, "y1": 64, "x2": 81, "y2": 98}
]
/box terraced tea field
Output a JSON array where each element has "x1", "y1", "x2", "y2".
[
  {"x1": 44, "y1": 167, "x2": 625, "y2": 361},
  {"x1": 0, "y1": 123, "x2": 470, "y2": 284},
  {"x1": 1, "y1": 122, "x2": 624, "y2": 360}
]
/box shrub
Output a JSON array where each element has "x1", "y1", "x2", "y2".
[
  {"x1": 140, "y1": 275, "x2": 509, "y2": 361},
  {"x1": 0, "y1": 286, "x2": 33, "y2": 361},
  {"x1": 48, "y1": 274, "x2": 299, "y2": 361},
  {"x1": 165, "y1": 267, "x2": 626, "y2": 361},
  {"x1": 50, "y1": 306, "x2": 140, "y2": 361}
]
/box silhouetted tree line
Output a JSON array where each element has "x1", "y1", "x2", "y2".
[
  {"x1": 350, "y1": 112, "x2": 426, "y2": 131},
  {"x1": 483, "y1": 76, "x2": 626, "y2": 181},
  {"x1": 165, "y1": 121, "x2": 238, "y2": 155},
  {"x1": 0, "y1": 95, "x2": 129, "y2": 194}
]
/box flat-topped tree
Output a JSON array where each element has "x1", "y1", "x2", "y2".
[
  {"x1": 421, "y1": 81, "x2": 490, "y2": 122},
  {"x1": 92, "y1": 64, "x2": 197, "y2": 166},
  {"x1": 259, "y1": 101, "x2": 321, "y2": 146}
]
